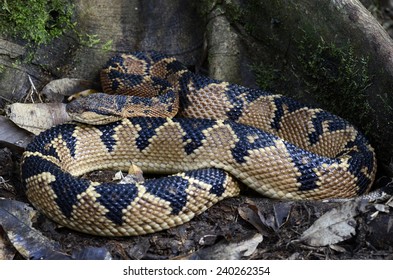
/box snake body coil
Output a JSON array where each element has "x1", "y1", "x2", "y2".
[{"x1": 21, "y1": 51, "x2": 376, "y2": 236}]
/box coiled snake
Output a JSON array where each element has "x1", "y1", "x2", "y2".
[{"x1": 21, "y1": 51, "x2": 376, "y2": 236}]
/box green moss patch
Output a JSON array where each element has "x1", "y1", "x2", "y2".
[{"x1": 0, "y1": 0, "x2": 74, "y2": 45}]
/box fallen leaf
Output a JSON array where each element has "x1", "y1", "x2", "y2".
[
  {"x1": 185, "y1": 233, "x2": 263, "y2": 260},
  {"x1": 238, "y1": 201, "x2": 272, "y2": 235},
  {"x1": 0, "y1": 116, "x2": 33, "y2": 152},
  {"x1": 329, "y1": 244, "x2": 347, "y2": 253},
  {"x1": 374, "y1": 204, "x2": 390, "y2": 213},
  {"x1": 239, "y1": 200, "x2": 292, "y2": 233},
  {"x1": 198, "y1": 234, "x2": 218, "y2": 246},
  {"x1": 299, "y1": 201, "x2": 359, "y2": 247},
  {"x1": 41, "y1": 78, "x2": 99, "y2": 102},
  {"x1": 71, "y1": 247, "x2": 112, "y2": 260},
  {"x1": 0, "y1": 199, "x2": 70, "y2": 259},
  {"x1": 387, "y1": 197, "x2": 393, "y2": 208},
  {"x1": 0, "y1": 232, "x2": 16, "y2": 260},
  {"x1": 273, "y1": 202, "x2": 293, "y2": 228},
  {"x1": 7, "y1": 103, "x2": 71, "y2": 135}
]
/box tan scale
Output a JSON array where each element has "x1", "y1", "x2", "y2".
[
  {"x1": 25, "y1": 172, "x2": 69, "y2": 226},
  {"x1": 308, "y1": 160, "x2": 359, "y2": 198},
  {"x1": 123, "y1": 187, "x2": 175, "y2": 235},
  {"x1": 150, "y1": 57, "x2": 177, "y2": 79},
  {"x1": 181, "y1": 173, "x2": 241, "y2": 215},
  {"x1": 179, "y1": 81, "x2": 232, "y2": 120},
  {"x1": 235, "y1": 139, "x2": 302, "y2": 200},
  {"x1": 190, "y1": 122, "x2": 239, "y2": 170},
  {"x1": 273, "y1": 107, "x2": 318, "y2": 151},
  {"x1": 68, "y1": 183, "x2": 121, "y2": 236},
  {"x1": 131, "y1": 119, "x2": 192, "y2": 173},
  {"x1": 237, "y1": 95, "x2": 281, "y2": 133},
  {"x1": 68, "y1": 125, "x2": 118, "y2": 175}
]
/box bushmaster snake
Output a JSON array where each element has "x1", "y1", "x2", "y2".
[{"x1": 21, "y1": 51, "x2": 376, "y2": 236}]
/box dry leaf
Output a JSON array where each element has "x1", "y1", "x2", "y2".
[
  {"x1": 239, "y1": 200, "x2": 292, "y2": 233},
  {"x1": 185, "y1": 233, "x2": 263, "y2": 260},
  {"x1": 299, "y1": 201, "x2": 359, "y2": 246},
  {"x1": 238, "y1": 202, "x2": 271, "y2": 234},
  {"x1": 0, "y1": 231, "x2": 16, "y2": 260},
  {"x1": 273, "y1": 202, "x2": 293, "y2": 228},
  {"x1": 329, "y1": 244, "x2": 347, "y2": 253},
  {"x1": 0, "y1": 116, "x2": 33, "y2": 151},
  {"x1": 0, "y1": 199, "x2": 69, "y2": 259},
  {"x1": 71, "y1": 247, "x2": 111, "y2": 260},
  {"x1": 374, "y1": 204, "x2": 390, "y2": 213},
  {"x1": 7, "y1": 103, "x2": 71, "y2": 135},
  {"x1": 41, "y1": 78, "x2": 99, "y2": 102}
]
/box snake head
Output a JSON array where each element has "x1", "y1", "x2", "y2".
[
  {"x1": 66, "y1": 90, "x2": 179, "y2": 125},
  {"x1": 66, "y1": 92, "x2": 124, "y2": 124}
]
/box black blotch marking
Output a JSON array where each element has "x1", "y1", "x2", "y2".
[
  {"x1": 344, "y1": 133, "x2": 375, "y2": 194},
  {"x1": 224, "y1": 84, "x2": 245, "y2": 121},
  {"x1": 45, "y1": 146, "x2": 60, "y2": 160},
  {"x1": 158, "y1": 90, "x2": 177, "y2": 106},
  {"x1": 308, "y1": 111, "x2": 348, "y2": 145},
  {"x1": 225, "y1": 85, "x2": 270, "y2": 121},
  {"x1": 151, "y1": 76, "x2": 172, "y2": 92},
  {"x1": 283, "y1": 143, "x2": 328, "y2": 192},
  {"x1": 95, "y1": 121, "x2": 120, "y2": 153},
  {"x1": 129, "y1": 95, "x2": 153, "y2": 106},
  {"x1": 184, "y1": 168, "x2": 228, "y2": 197},
  {"x1": 107, "y1": 70, "x2": 144, "y2": 90},
  {"x1": 58, "y1": 125, "x2": 78, "y2": 158},
  {"x1": 165, "y1": 59, "x2": 188, "y2": 74},
  {"x1": 111, "y1": 78, "x2": 120, "y2": 92},
  {"x1": 178, "y1": 73, "x2": 219, "y2": 111},
  {"x1": 346, "y1": 151, "x2": 371, "y2": 195},
  {"x1": 95, "y1": 183, "x2": 139, "y2": 225},
  {"x1": 270, "y1": 96, "x2": 307, "y2": 131},
  {"x1": 26, "y1": 123, "x2": 78, "y2": 158},
  {"x1": 173, "y1": 118, "x2": 216, "y2": 155},
  {"x1": 21, "y1": 155, "x2": 90, "y2": 218},
  {"x1": 226, "y1": 121, "x2": 277, "y2": 164},
  {"x1": 130, "y1": 117, "x2": 167, "y2": 151},
  {"x1": 104, "y1": 54, "x2": 124, "y2": 69},
  {"x1": 144, "y1": 175, "x2": 190, "y2": 215}
]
